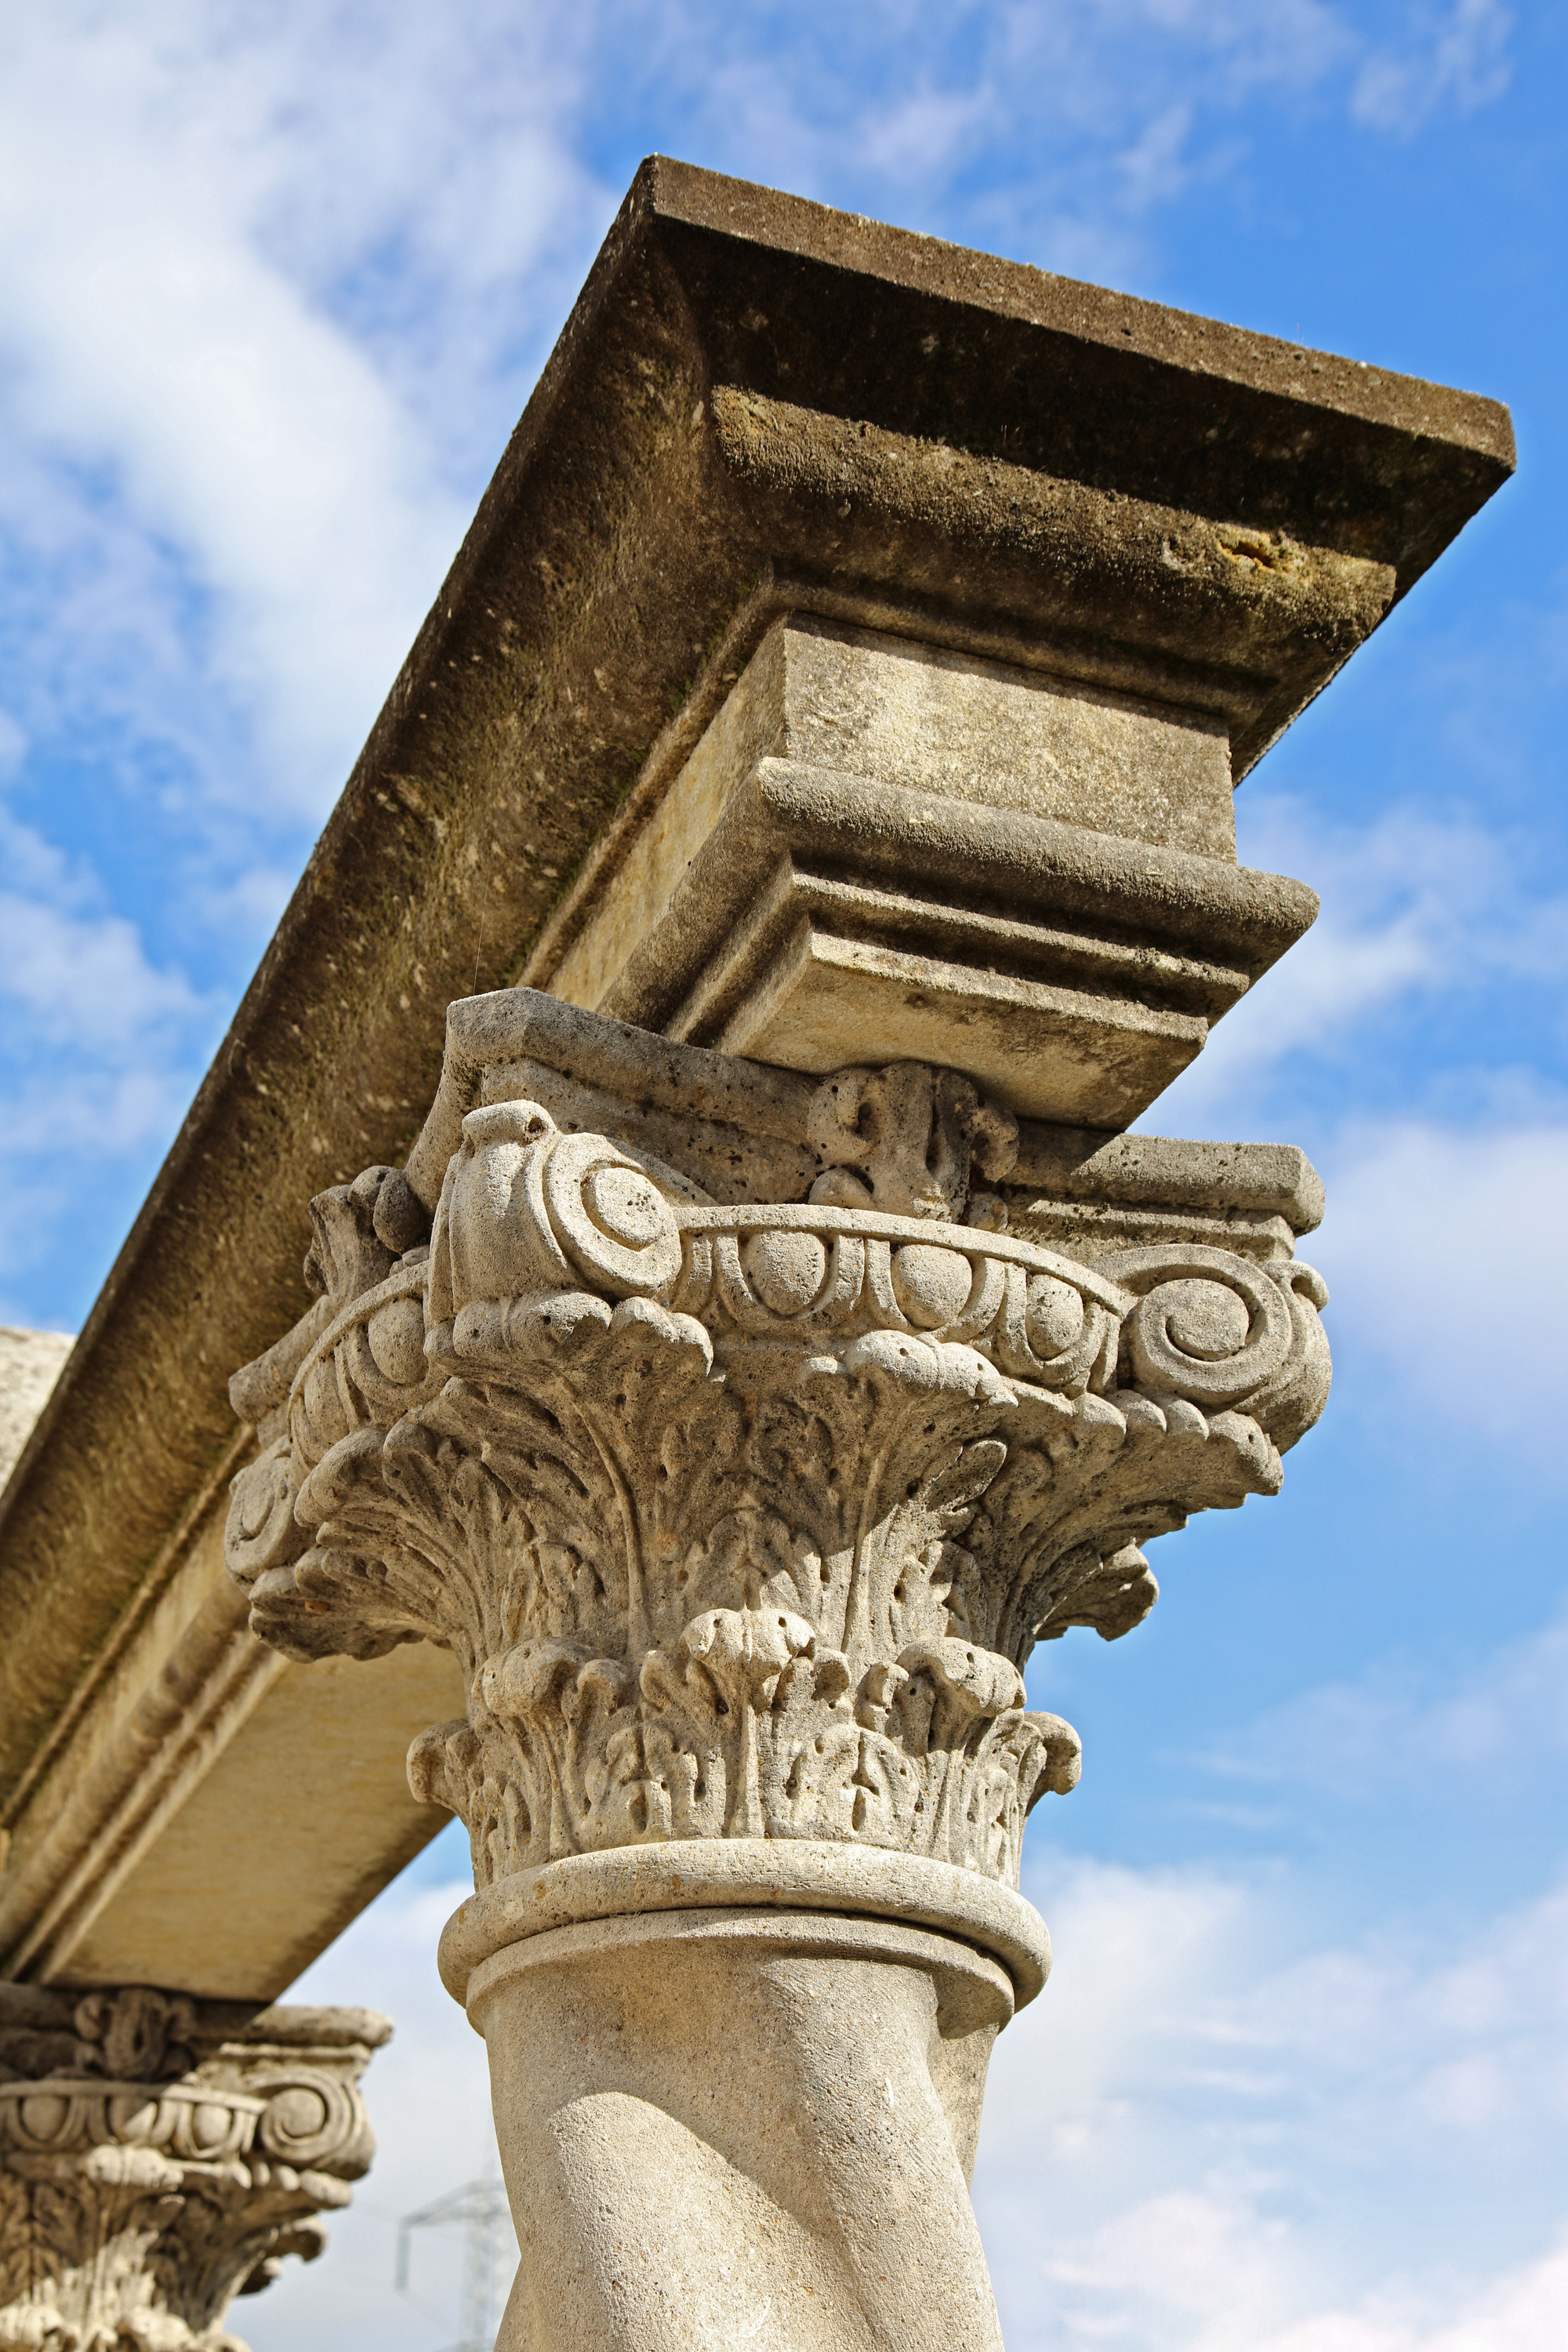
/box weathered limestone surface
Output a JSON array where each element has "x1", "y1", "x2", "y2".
[
  {"x1": 474, "y1": 1907, "x2": 1018, "y2": 2350},
  {"x1": 0, "y1": 1474, "x2": 461, "y2": 1995},
  {"x1": 224, "y1": 992, "x2": 1330, "y2": 2347},
  {"x1": 230, "y1": 1020, "x2": 1328, "y2": 1857},
  {"x1": 547, "y1": 612, "x2": 1244, "y2": 1007},
  {"x1": 0, "y1": 163, "x2": 1510, "y2": 1948},
  {"x1": 0, "y1": 1334, "x2": 71, "y2": 1495},
  {"x1": 0, "y1": 154, "x2": 1513, "y2": 2352},
  {"x1": 540, "y1": 620, "x2": 1319, "y2": 1124},
  {"x1": 0, "y1": 1987, "x2": 386, "y2": 2350}
]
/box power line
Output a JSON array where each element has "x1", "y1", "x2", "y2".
[{"x1": 395, "y1": 2173, "x2": 516, "y2": 2351}]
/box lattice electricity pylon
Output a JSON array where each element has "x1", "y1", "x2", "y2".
[{"x1": 395, "y1": 2174, "x2": 516, "y2": 2352}]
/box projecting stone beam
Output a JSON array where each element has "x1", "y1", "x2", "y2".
[{"x1": 524, "y1": 613, "x2": 1323, "y2": 1121}]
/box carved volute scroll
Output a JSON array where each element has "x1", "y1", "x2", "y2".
[
  {"x1": 227, "y1": 1036, "x2": 1329, "y2": 1899},
  {"x1": 0, "y1": 1991, "x2": 387, "y2": 2352}
]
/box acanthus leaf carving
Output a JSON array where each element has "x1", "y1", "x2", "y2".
[
  {"x1": 226, "y1": 1056, "x2": 1330, "y2": 1899},
  {"x1": 0, "y1": 1994, "x2": 385, "y2": 2352}
]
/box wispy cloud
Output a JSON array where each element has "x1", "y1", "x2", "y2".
[
  {"x1": 1195, "y1": 1609, "x2": 1568, "y2": 1824},
  {"x1": 1352, "y1": 0, "x2": 1514, "y2": 136},
  {"x1": 0, "y1": 796, "x2": 220, "y2": 1314},
  {"x1": 625, "y1": 0, "x2": 1501, "y2": 277},
  {"x1": 1149, "y1": 791, "x2": 1568, "y2": 1135},
  {"x1": 239, "y1": 1835, "x2": 509, "y2": 2352},
  {"x1": 0, "y1": 831, "x2": 203, "y2": 1054},
  {"x1": 975, "y1": 1847, "x2": 1568, "y2": 2351},
  {"x1": 1314, "y1": 1117, "x2": 1568, "y2": 1453},
  {"x1": 2, "y1": 8, "x2": 515, "y2": 806}
]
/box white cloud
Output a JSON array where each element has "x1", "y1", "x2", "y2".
[
  {"x1": 1314, "y1": 1118, "x2": 1568, "y2": 1450},
  {"x1": 975, "y1": 1848, "x2": 1568, "y2": 2352},
  {"x1": 0, "y1": 797, "x2": 220, "y2": 1310},
  {"x1": 0, "y1": 12, "x2": 458, "y2": 803},
  {"x1": 1352, "y1": 0, "x2": 1513, "y2": 136},
  {"x1": 1150, "y1": 793, "x2": 1568, "y2": 1133},
  {"x1": 1132, "y1": 787, "x2": 1568, "y2": 1456},
  {"x1": 241, "y1": 1842, "x2": 512, "y2": 2352},
  {"x1": 0, "y1": 795, "x2": 214, "y2": 1234},
  {"x1": 1116, "y1": 100, "x2": 1199, "y2": 213},
  {"x1": 1266, "y1": 2240, "x2": 1568, "y2": 2352},
  {"x1": 1199, "y1": 1610, "x2": 1568, "y2": 1806},
  {"x1": 0, "y1": 804, "x2": 210, "y2": 1073},
  {"x1": 0, "y1": 3, "x2": 608, "y2": 810},
  {"x1": 859, "y1": 85, "x2": 992, "y2": 184},
  {"x1": 670, "y1": 0, "x2": 1490, "y2": 280},
  {"x1": 0, "y1": 891, "x2": 202, "y2": 1054},
  {"x1": 0, "y1": 1070, "x2": 200, "y2": 1175}
]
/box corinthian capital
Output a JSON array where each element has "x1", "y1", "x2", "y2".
[
  {"x1": 0, "y1": 1987, "x2": 387, "y2": 2351},
  {"x1": 226, "y1": 999, "x2": 1329, "y2": 1910}
]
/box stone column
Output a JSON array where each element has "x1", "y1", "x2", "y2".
[
  {"x1": 224, "y1": 997, "x2": 1329, "y2": 2352},
  {"x1": 0, "y1": 1986, "x2": 387, "y2": 2350}
]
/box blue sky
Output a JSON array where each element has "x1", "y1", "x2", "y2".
[{"x1": 3, "y1": 5, "x2": 1566, "y2": 2349}]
